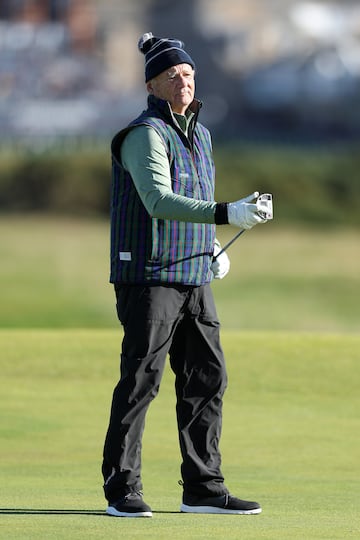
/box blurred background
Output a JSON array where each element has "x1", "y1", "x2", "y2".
[
  {"x1": 0, "y1": 0, "x2": 359, "y2": 331},
  {"x1": 1, "y1": 0, "x2": 360, "y2": 146}
]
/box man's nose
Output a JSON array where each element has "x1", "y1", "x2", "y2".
[{"x1": 176, "y1": 74, "x2": 189, "y2": 85}]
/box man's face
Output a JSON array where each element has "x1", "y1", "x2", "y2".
[{"x1": 147, "y1": 63, "x2": 195, "y2": 115}]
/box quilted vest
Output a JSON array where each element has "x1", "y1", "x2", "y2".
[{"x1": 110, "y1": 95, "x2": 216, "y2": 285}]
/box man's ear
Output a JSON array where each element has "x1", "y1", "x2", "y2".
[{"x1": 146, "y1": 81, "x2": 154, "y2": 94}]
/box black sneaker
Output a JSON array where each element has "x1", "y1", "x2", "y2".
[
  {"x1": 181, "y1": 493, "x2": 261, "y2": 515},
  {"x1": 106, "y1": 492, "x2": 152, "y2": 518}
]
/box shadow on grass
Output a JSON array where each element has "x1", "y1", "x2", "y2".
[
  {"x1": 0, "y1": 508, "x2": 180, "y2": 515},
  {"x1": 0, "y1": 509, "x2": 106, "y2": 516}
]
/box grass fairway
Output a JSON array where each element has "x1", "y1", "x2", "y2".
[
  {"x1": 0, "y1": 215, "x2": 359, "y2": 332},
  {"x1": 1, "y1": 329, "x2": 359, "y2": 539}
]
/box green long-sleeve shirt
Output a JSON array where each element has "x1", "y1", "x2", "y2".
[{"x1": 120, "y1": 120, "x2": 217, "y2": 224}]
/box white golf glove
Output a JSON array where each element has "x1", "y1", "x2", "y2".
[
  {"x1": 211, "y1": 242, "x2": 230, "y2": 279},
  {"x1": 227, "y1": 191, "x2": 267, "y2": 229}
]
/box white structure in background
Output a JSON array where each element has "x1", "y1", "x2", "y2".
[{"x1": 234, "y1": 1, "x2": 360, "y2": 125}]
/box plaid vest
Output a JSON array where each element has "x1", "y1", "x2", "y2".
[{"x1": 110, "y1": 96, "x2": 216, "y2": 285}]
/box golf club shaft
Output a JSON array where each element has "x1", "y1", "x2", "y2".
[{"x1": 213, "y1": 229, "x2": 245, "y2": 260}]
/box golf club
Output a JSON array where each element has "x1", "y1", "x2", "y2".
[
  {"x1": 213, "y1": 193, "x2": 273, "y2": 260},
  {"x1": 213, "y1": 229, "x2": 246, "y2": 260}
]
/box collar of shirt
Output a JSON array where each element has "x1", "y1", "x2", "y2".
[{"x1": 173, "y1": 111, "x2": 194, "y2": 136}]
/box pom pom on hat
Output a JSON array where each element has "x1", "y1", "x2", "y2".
[
  {"x1": 138, "y1": 32, "x2": 156, "y2": 54},
  {"x1": 138, "y1": 32, "x2": 196, "y2": 82}
]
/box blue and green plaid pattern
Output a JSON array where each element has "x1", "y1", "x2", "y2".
[{"x1": 110, "y1": 97, "x2": 215, "y2": 285}]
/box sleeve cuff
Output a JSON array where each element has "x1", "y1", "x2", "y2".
[{"x1": 214, "y1": 203, "x2": 229, "y2": 225}]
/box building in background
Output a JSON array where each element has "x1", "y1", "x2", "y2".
[{"x1": 0, "y1": 0, "x2": 360, "y2": 148}]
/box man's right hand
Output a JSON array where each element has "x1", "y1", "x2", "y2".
[{"x1": 227, "y1": 191, "x2": 267, "y2": 229}]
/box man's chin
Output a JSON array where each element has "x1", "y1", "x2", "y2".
[{"x1": 178, "y1": 98, "x2": 193, "y2": 108}]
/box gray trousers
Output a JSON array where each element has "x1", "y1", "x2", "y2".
[{"x1": 102, "y1": 283, "x2": 228, "y2": 502}]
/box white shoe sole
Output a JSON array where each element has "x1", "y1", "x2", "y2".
[
  {"x1": 106, "y1": 506, "x2": 152, "y2": 518},
  {"x1": 180, "y1": 503, "x2": 262, "y2": 515}
]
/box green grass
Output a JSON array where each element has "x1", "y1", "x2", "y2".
[
  {"x1": 1, "y1": 216, "x2": 359, "y2": 537},
  {"x1": 1, "y1": 329, "x2": 359, "y2": 539},
  {"x1": 0, "y1": 215, "x2": 359, "y2": 332}
]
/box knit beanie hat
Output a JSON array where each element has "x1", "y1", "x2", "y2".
[{"x1": 138, "y1": 32, "x2": 196, "y2": 82}]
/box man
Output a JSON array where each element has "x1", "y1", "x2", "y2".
[{"x1": 102, "y1": 32, "x2": 268, "y2": 518}]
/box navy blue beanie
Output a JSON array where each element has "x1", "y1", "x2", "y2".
[{"x1": 138, "y1": 32, "x2": 196, "y2": 82}]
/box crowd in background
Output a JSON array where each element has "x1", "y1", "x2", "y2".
[{"x1": 1, "y1": 0, "x2": 360, "y2": 148}]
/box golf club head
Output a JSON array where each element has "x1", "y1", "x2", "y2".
[{"x1": 257, "y1": 193, "x2": 273, "y2": 220}]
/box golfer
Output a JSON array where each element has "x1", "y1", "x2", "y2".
[{"x1": 102, "y1": 32, "x2": 268, "y2": 517}]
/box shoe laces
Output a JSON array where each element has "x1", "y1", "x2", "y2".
[{"x1": 124, "y1": 490, "x2": 143, "y2": 501}]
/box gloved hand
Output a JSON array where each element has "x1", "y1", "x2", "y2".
[
  {"x1": 227, "y1": 191, "x2": 267, "y2": 229},
  {"x1": 211, "y1": 243, "x2": 230, "y2": 279}
]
